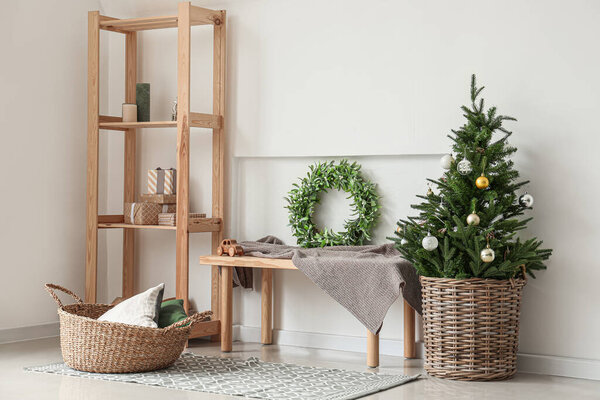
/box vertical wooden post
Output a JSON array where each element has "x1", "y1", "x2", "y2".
[
  {"x1": 85, "y1": 11, "x2": 100, "y2": 304},
  {"x1": 367, "y1": 331, "x2": 379, "y2": 368},
  {"x1": 220, "y1": 266, "x2": 233, "y2": 352},
  {"x1": 211, "y1": 10, "x2": 226, "y2": 340},
  {"x1": 261, "y1": 268, "x2": 273, "y2": 344},
  {"x1": 176, "y1": 2, "x2": 191, "y2": 312},
  {"x1": 122, "y1": 32, "x2": 137, "y2": 299},
  {"x1": 403, "y1": 300, "x2": 416, "y2": 358}
]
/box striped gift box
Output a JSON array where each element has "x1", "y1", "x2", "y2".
[
  {"x1": 158, "y1": 212, "x2": 206, "y2": 226},
  {"x1": 147, "y1": 168, "x2": 176, "y2": 195}
]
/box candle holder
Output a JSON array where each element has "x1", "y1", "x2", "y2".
[{"x1": 122, "y1": 103, "x2": 137, "y2": 122}]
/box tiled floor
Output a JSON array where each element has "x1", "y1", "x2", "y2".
[{"x1": 1, "y1": 337, "x2": 600, "y2": 399}]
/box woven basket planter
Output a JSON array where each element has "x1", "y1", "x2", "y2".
[
  {"x1": 45, "y1": 284, "x2": 212, "y2": 373},
  {"x1": 420, "y1": 274, "x2": 527, "y2": 381}
]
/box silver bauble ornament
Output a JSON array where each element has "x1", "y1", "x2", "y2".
[
  {"x1": 480, "y1": 245, "x2": 495, "y2": 263},
  {"x1": 400, "y1": 238, "x2": 408, "y2": 245},
  {"x1": 440, "y1": 154, "x2": 455, "y2": 170},
  {"x1": 519, "y1": 193, "x2": 534, "y2": 208},
  {"x1": 422, "y1": 232, "x2": 439, "y2": 251},
  {"x1": 466, "y1": 212, "x2": 480, "y2": 226},
  {"x1": 457, "y1": 159, "x2": 473, "y2": 175}
]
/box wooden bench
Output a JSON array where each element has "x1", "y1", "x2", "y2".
[{"x1": 199, "y1": 255, "x2": 417, "y2": 368}]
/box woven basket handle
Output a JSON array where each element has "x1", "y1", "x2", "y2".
[
  {"x1": 166, "y1": 310, "x2": 213, "y2": 330},
  {"x1": 510, "y1": 265, "x2": 528, "y2": 288},
  {"x1": 45, "y1": 283, "x2": 83, "y2": 308},
  {"x1": 520, "y1": 264, "x2": 528, "y2": 283}
]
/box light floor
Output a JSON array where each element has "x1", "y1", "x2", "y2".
[{"x1": 1, "y1": 337, "x2": 599, "y2": 399}]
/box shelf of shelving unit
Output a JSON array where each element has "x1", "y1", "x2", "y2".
[
  {"x1": 97, "y1": 215, "x2": 222, "y2": 232},
  {"x1": 86, "y1": 2, "x2": 226, "y2": 341},
  {"x1": 100, "y1": 121, "x2": 177, "y2": 130},
  {"x1": 98, "y1": 7, "x2": 223, "y2": 33},
  {"x1": 98, "y1": 113, "x2": 222, "y2": 131},
  {"x1": 99, "y1": 223, "x2": 177, "y2": 230}
]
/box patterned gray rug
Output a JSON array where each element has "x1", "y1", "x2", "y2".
[{"x1": 26, "y1": 352, "x2": 419, "y2": 399}]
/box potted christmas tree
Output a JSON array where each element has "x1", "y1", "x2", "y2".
[{"x1": 392, "y1": 75, "x2": 551, "y2": 381}]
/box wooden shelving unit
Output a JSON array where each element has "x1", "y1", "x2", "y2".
[{"x1": 86, "y1": 2, "x2": 226, "y2": 340}]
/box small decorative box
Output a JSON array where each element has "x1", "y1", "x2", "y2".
[
  {"x1": 158, "y1": 212, "x2": 206, "y2": 226},
  {"x1": 140, "y1": 193, "x2": 177, "y2": 204},
  {"x1": 125, "y1": 203, "x2": 177, "y2": 225},
  {"x1": 147, "y1": 168, "x2": 176, "y2": 195}
]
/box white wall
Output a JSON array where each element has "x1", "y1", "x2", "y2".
[
  {"x1": 96, "y1": 0, "x2": 600, "y2": 375},
  {"x1": 3, "y1": 0, "x2": 599, "y2": 379},
  {"x1": 0, "y1": 0, "x2": 105, "y2": 340}
]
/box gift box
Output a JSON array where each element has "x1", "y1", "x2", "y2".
[
  {"x1": 147, "y1": 168, "x2": 176, "y2": 195},
  {"x1": 158, "y1": 212, "x2": 206, "y2": 227},
  {"x1": 140, "y1": 193, "x2": 176, "y2": 204},
  {"x1": 124, "y1": 203, "x2": 176, "y2": 225}
]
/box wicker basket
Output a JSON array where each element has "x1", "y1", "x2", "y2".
[
  {"x1": 45, "y1": 283, "x2": 212, "y2": 373},
  {"x1": 420, "y1": 271, "x2": 527, "y2": 381}
]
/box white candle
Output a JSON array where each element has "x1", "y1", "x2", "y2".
[{"x1": 122, "y1": 103, "x2": 137, "y2": 122}]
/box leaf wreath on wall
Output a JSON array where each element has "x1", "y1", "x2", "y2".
[{"x1": 285, "y1": 160, "x2": 381, "y2": 247}]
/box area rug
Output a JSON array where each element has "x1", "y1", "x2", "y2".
[{"x1": 26, "y1": 352, "x2": 419, "y2": 400}]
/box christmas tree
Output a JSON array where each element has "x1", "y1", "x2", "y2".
[{"x1": 392, "y1": 75, "x2": 551, "y2": 279}]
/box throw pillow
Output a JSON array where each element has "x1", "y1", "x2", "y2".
[
  {"x1": 98, "y1": 283, "x2": 165, "y2": 328},
  {"x1": 158, "y1": 299, "x2": 188, "y2": 328}
]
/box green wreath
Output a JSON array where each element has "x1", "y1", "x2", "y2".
[{"x1": 285, "y1": 160, "x2": 381, "y2": 248}]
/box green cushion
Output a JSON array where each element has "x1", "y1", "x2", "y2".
[{"x1": 158, "y1": 299, "x2": 188, "y2": 328}]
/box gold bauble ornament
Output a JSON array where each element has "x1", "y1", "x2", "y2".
[
  {"x1": 466, "y1": 212, "x2": 480, "y2": 226},
  {"x1": 475, "y1": 173, "x2": 489, "y2": 189},
  {"x1": 427, "y1": 187, "x2": 433, "y2": 196},
  {"x1": 480, "y1": 245, "x2": 495, "y2": 263}
]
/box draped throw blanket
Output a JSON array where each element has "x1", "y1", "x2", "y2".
[{"x1": 238, "y1": 236, "x2": 422, "y2": 335}]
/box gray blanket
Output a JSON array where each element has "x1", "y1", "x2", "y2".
[{"x1": 240, "y1": 236, "x2": 421, "y2": 335}]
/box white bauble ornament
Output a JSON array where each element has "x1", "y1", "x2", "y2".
[
  {"x1": 440, "y1": 154, "x2": 455, "y2": 170},
  {"x1": 519, "y1": 193, "x2": 534, "y2": 208},
  {"x1": 422, "y1": 232, "x2": 439, "y2": 251},
  {"x1": 397, "y1": 226, "x2": 408, "y2": 245},
  {"x1": 457, "y1": 159, "x2": 473, "y2": 175},
  {"x1": 466, "y1": 212, "x2": 480, "y2": 226},
  {"x1": 490, "y1": 214, "x2": 504, "y2": 224},
  {"x1": 480, "y1": 246, "x2": 495, "y2": 263}
]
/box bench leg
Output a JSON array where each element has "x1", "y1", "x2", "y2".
[
  {"x1": 403, "y1": 300, "x2": 416, "y2": 359},
  {"x1": 367, "y1": 331, "x2": 379, "y2": 368},
  {"x1": 220, "y1": 266, "x2": 233, "y2": 352},
  {"x1": 261, "y1": 268, "x2": 273, "y2": 344}
]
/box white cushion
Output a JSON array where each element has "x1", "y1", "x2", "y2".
[{"x1": 98, "y1": 283, "x2": 165, "y2": 328}]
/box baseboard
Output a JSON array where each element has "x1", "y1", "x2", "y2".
[
  {"x1": 4, "y1": 323, "x2": 598, "y2": 381},
  {"x1": 233, "y1": 325, "x2": 424, "y2": 359},
  {"x1": 517, "y1": 353, "x2": 600, "y2": 381},
  {"x1": 0, "y1": 322, "x2": 59, "y2": 344},
  {"x1": 233, "y1": 325, "x2": 600, "y2": 381}
]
